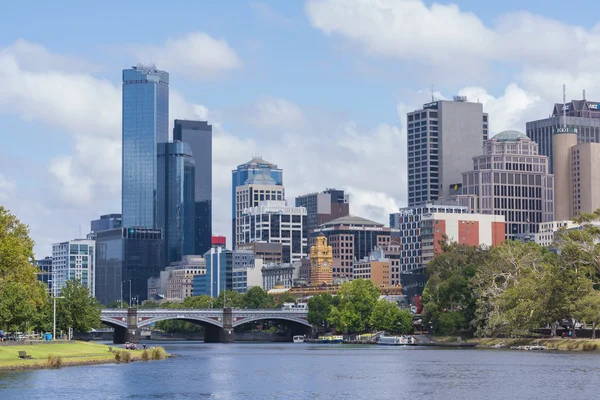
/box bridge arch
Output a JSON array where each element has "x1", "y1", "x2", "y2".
[
  {"x1": 137, "y1": 315, "x2": 223, "y2": 329},
  {"x1": 232, "y1": 315, "x2": 312, "y2": 329},
  {"x1": 100, "y1": 317, "x2": 128, "y2": 329}
]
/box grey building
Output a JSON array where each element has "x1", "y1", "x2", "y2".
[
  {"x1": 407, "y1": 97, "x2": 488, "y2": 206},
  {"x1": 173, "y1": 120, "x2": 213, "y2": 255},
  {"x1": 122, "y1": 64, "x2": 169, "y2": 229},
  {"x1": 91, "y1": 214, "x2": 122, "y2": 233},
  {"x1": 157, "y1": 141, "x2": 195, "y2": 264},
  {"x1": 35, "y1": 256, "x2": 53, "y2": 295},
  {"x1": 526, "y1": 99, "x2": 600, "y2": 174},
  {"x1": 295, "y1": 188, "x2": 350, "y2": 234}
]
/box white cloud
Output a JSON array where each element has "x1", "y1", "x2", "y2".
[{"x1": 130, "y1": 32, "x2": 241, "y2": 81}]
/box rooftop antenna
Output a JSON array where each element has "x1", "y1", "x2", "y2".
[
  {"x1": 563, "y1": 84, "x2": 567, "y2": 128},
  {"x1": 583, "y1": 89, "x2": 586, "y2": 100},
  {"x1": 430, "y1": 85, "x2": 434, "y2": 102}
]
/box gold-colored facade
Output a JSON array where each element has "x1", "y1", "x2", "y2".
[{"x1": 310, "y1": 234, "x2": 333, "y2": 285}]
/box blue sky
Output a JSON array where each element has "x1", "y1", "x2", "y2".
[{"x1": 0, "y1": 0, "x2": 599, "y2": 256}]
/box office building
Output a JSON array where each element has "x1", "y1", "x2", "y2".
[
  {"x1": 407, "y1": 97, "x2": 488, "y2": 206},
  {"x1": 166, "y1": 267, "x2": 206, "y2": 300},
  {"x1": 553, "y1": 132, "x2": 600, "y2": 220},
  {"x1": 458, "y1": 130, "x2": 554, "y2": 240},
  {"x1": 237, "y1": 242, "x2": 283, "y2": 264},
  {"x1": 353, "y1": 248, "x2": 391, "y2": 286},
  {"x1": 295, "y1": 189, "x2": 350, "y2": 233},
  {"x1": 157, "y1": 141, "x2": 195, "y2": 263},
  {"x1": 122, "y1": 64, "x2": 169, "y2": 228},
  {"x1": 52, "y1": 239, "x2": 96, "y2": 297},
  {"x1": 262, "y1": 262, "x2": 298, "y2": 291},
  {"x1": 91, "y1": 214, "x2": 122, "y2": 233},
  {"x1": 232, "y1": 250, "x2": 262, "y2": 293},
  {"x1": 309, "y1": 233, "x2": 333, "y2": 285},
  {"x1": 195, "y1": 246, "x2": 233, "y2": 298},
  {"x1": 35, "y1": 256, "x2": 53, "y2": 295},
  {"x1": 232, "y1": 157, "x2": 283, "y2": 248},
  {"x1": 174, "y1": 120, "x2": 213, "y2": 255},
  {"x1": 311, "y1": 215, "x2": 398, "y2": 280},
  {"x1": 235, "y1": 173, "x2": 285, "y2": 247},
  {"x1": 526, "y1": 98, "x2": 600, "y2": 173},
  {"x1": 94, "y1": 228, "x2": 164, "y2": 306},
  {"x1": 240, "y1": 200, "x2": 307, "y2": 263}
]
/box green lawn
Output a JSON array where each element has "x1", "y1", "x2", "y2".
[{"x1": 0, "y1": 341, "x2": 143, "y2": 370}]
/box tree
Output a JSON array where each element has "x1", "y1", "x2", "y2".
[
  {"x1": 307, "y1": 293, "x2": 335, "y2": 329},
  {"x1": 55, "y1": 279, "x2": 101, "y2": 333},
  {"x1": 274, "y1": 292, "x2": 297, "y2": 308},
  {"x1": 107, "y1": 300, "x2": 129, "y2": 308},
  {"x1": 214, "y1": 290, "x2": 244, "y2": 308},
  {"x1": 182, "y1": 295, "x2": 213, "y2": 308},
  {"x1": 370, "y1": 300, "x2": 413, "y2": 334},
  {"x1": 576, "y1": 293, "x2": 600, "y2": 339},
  {"x1": 0, "y1": 207, "x2": 48, "y2": 331},
  {"x1": 328, "y1": 279, "x2": 379, "y2": 333},
  {"x1": 242, "y1": 287, "x2": 275, "y2": 309}
]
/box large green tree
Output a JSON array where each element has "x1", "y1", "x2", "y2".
[
  {"x1": 307, "y1": 293, "x2": 336, "y2": 330},
  {"x1": 215, "y1": 290, "x2": 244, "y2": 308},
  {"x1": 242, "y1": 287, "x2": 275, "y2": 309},
  {"x1": 55, "y1": 279, "x2": 101, "y2": 333},
  {"x1": 369, "y1": 300, "x2": 413, "y2": 334},
  {"x1": 0, "y1": 206, "x2": 48, "y2": 331},
  {"x1": 328, "y1": 279, "x2": 379, "y2": 333}
]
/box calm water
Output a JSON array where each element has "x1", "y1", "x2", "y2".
[{"x1": 1, "y1": 342, "x2": 599, "y2": 399}]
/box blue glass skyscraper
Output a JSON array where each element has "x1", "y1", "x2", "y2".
[
  {"x1": 231, "y1": 157, "x2": 283, "y2": 248},
  {"x1": 157, "y1": 141, "x2": 195, "y2": 264},
  {"x1": 122, "y1": 64, "x2": 169, "y2": 229}
]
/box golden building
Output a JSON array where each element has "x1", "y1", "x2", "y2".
[{"x1": 310, "y1": 233, "x2": 333, "y2": 285}]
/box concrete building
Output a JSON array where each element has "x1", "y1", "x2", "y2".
[
  {"x1": 237, "y1": 242, "x2": 283, "y2": 264},
  {"x1": 147, "y1": 277, "x2": 160, "y2": 300},
  {"x1": 262, "y1": 262, "x2": 299, "y2": 291},
  {"x1": 295, "y1": 189, "x2": 350, "y2": 233},
  {"x1": 232, "y1": 157, "x2": 283, "y2": 248},
  {"x1": 166, "y1": 266, "x2": 205, "y2": 300},
  {"x1": 91, "y1": 214, "x2": 122, "y2": 233},
  {"x1": 235, "y1": 173, "x2": 285, "y2": 248},
  {"x1": 407, "y1": 97, "x2": 489, "y2": 206},
  {"x1": 309, "y1": 233, "x2": 333, "y2": 285},
  {"x1": 240, "y1": 200, "x2": 307, "y2": 263},
  {"x1": 526, "y1": 98, "x2": 600, "y2": 174},
  {"x1": 232, "y1": 250, "x2": 263, "y2": 293},
  {"x1": 52, "y1": 239, "x2": 96, "y2": 297},
  {"x1": 352, "y1": 248, "x2": 391, "y2": 286},
  {"x1": 35, "y1": 256, "x2": 53, "y2": 295},
  {"x1": 553, "y1": 132, "x2": 600, "y2": 220},
  {"x1": 535, "y1": 220, "x2": 581, "y2": 247},
  {"x1": 311, "y1": 215, "x2": 398, "y2": 280},
  {"x1": 458, "y1": 130, "x2": 554, "y2": 240}
]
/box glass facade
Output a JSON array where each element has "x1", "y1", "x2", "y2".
[
  {"x1": 52, "y1": 240, "x2": 95, "y2": 297},
  {"x1": 157, "y1": 141, "x2": 195, "y2": 264},
  {"x1": 173, "y1": 120, "x2": 213, "y2": 255},
  {"x1": 122, "y1": 64, "x2": 169, "y2": 228},
  {"x1": 91, "y1": 214, "x2": 122, "y2": 233},
  {"x1": 35, "y1": 256, "x2": 53, "y2": 295},
  {"x1": 201, "y1": 247, "x2": 233, "y2": 298}
]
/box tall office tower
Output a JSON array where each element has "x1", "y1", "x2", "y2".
[
  {"x1": 234, "y1": 172, "x2": 285, "y2": 248},
  {"x1": 240, "y1": 201, "x2": 308, "y2": 263},
  {"x1": 94, "y1": 227, "x2": 164, "y2": 306},
  {"x1": 52, "y1": 239, "x2": 96, "y2": 297},
  {"x1": 295, "y1": 188, "x2": 350, "y2": 234},
  {"x1": 407, "y1": 97, "x2": 488, "y2": 206},
  {"x1": 90, "y1": 214, "x2": 122, "y2": 233},
  {"x1": 526, "y1": 99, "x2": 600, "y2": 174},
  {"x1": 458, "y1": 131, "x2": 554, "y2": 240},
  {"x1": 553, "y1": 132, "x2": 600, "y2": 219},
  {"x1": 173, "y1": 120, "x2": 213, "y2": 255},
  {"x1": 122, "y1": 64, "x2": 169, "y2": 228},
  {"x1": 232, "y1": 157, "x2": 283, "y2": 248},
  {"x1": 157, "y1": 141, "x2": 195, "y2": 263}
]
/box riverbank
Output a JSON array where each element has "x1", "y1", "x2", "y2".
[
  {"x1": 0, "y1": 341, "x2": 168, "y2": 371},
  {"x1": 474, "y1": 337, "x2": 600, "y2": 351}
]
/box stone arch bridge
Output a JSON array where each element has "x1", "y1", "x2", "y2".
[{"x1": 101, "y1": 308, "x2": 311, "y2": 343}]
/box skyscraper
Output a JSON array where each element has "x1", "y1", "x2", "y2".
[
  {"x1": 122, "y1": 64, "x2": 169, "y2": 228},
  {"x1": 52, "y1": 239, "x2": 96, "y2": 297},
  {"x1": 232, "y1": 157, "x2": 283, "y2": 248},
  {"x1": 173, "y1": 120, "x2": 213, "y2": 255},
  {"x1": 407, "y1": 97, "x2": 488, "y2": 206},
  {"x1": 157, "y1": 141, "x2": 195, "y2": 263},
  {"x1": 295, "y1": 188, "x2": 350, "y2": 234}
]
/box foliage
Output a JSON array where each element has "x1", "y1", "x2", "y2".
[
  {"x1": 141, "y1": 349, "x2": 150, "y2": 361},
  {"x1": 328, "y1": 279, "x2": 379, "y2": 333},
  {"x1": 307, "y1": 293, "x2": 336, "y2": 329},
  {"x1": 369, "y1": 300, "x2": 413, "y2": 334},
  {"x1": 242, "y1": 287, "x2": 275, "y2": 309},
  {"x1": 151, "y1": 347, "x2": 168, "y2": 360},
  {"x1": 55, "y1": 279, "x2": 101, "y2": 333},
  {"x1": 274, "y1": 292, "x2": 298, "y2": 308},
  {"x1": 181, "y1": 295, "x2": 213, "y2": 308},
  {"x1": 47, "y1": 354, "x2": 63, "y2": 368},
  {"x1": 215, "y1": 290, "x2": 244, "y2": 308},
  {"x1": 107, "y1": 301, "x2": 129, "y2": 308}
]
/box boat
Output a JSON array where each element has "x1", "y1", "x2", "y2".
[
  {"x1": 293, "y1": 335, "x2": 305, "y2": 343},
  {"x1": 377, "y1": 335, "x2": 416, "y2": 346},
  {"x1": 318, "y1": 335, "x2": 344, "y2": 343}
]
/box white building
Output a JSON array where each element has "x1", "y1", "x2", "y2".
[
  {"x1": 240, "y1": 200, "x2": 307, "y2": 264},
  {"x1": 52, "y1": 239, "x2": 96, "y2": 297},
  {"x1": 261, "y1": 262, "x2": 300, "y2": 291},
  {"x1": 232, "y1": 250, "x2": 264, "y2": 293}
]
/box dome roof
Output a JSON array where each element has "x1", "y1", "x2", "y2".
[{"x1": 492, "y1": 130, "x2": 529, "y2": 142}]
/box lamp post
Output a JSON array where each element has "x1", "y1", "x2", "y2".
[{"x1": 52, "y1": 296, "x2": 65, "y2": 341}]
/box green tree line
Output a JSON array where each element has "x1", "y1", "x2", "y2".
[{"x1": 423, "y1": 210, "x2": 600, "y2": 338}]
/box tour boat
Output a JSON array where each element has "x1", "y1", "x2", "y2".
[
  {"x1": 293, "y1": 335, "x2": 305, "y2": 343},
  {"x1": 318, "y1": 335, "x2": 344, "y2": 343},
  {"x1": 377, "y1": 336, "x2": 416, "y2": 346}
]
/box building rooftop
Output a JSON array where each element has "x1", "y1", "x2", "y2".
[
  {"x1": 491, "y1": 130, "x2": 529, "y2": 142},
  {"x1": 319, "y1": 215, "x2": 384, "y2": 228},
  {"x1": 244, "y1": 171, "x2": 277, "y2": 185},
  {"x1": 237, "y1": 156, "x2": 279, "y2": 170}
]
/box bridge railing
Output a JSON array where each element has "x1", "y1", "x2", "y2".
[{"x1": 101, "y1": 308, "x2": 307, "y2": 313}]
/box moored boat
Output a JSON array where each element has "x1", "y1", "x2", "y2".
[
  {"x1": 377, "y1": 335, "x2": 416, "y2": 345},
  {"x1": 318, "y1": 335, "x2": 344, "y2": 343},
  {"x1": 293, "y1": 335, "x2": 305, "y2": 343}
]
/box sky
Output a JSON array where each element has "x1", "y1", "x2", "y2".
[{"x1": 1, "y1": 0, "x2": 600, "y2": 257}]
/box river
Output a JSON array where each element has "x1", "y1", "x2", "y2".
[{"x1": 1, "y1": 342, "x2": 599, "y2": 399}]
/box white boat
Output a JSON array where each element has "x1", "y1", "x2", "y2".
[
  {"x1": 293, "y1": 335, "x2": 305, "y2": 343},
  {"x1": 377, "y1": 335, "x2": 416, "y2": 345}
]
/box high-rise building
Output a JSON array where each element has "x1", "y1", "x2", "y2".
[
  {"x1": 122, "y1": 64, "x2": 169, "y2": 228},
  {"x1": 94, "y1": 228, "x2": 164, "y2": 306},
  {"x1": 35, "y1": 256, "x2": 53, "y2": 295},
  {"x1": 232, "y1": 157, "x2": 283, "y2": 247},
  {"x1": 91, "y1": 214, "x2": 122, "y2": 233},
  {"x1": 458, "y1": 130, "x2": 554, "y2": 240},
  {"x1": 309, "y1": 233, "x2": 333, "y2": 285},
  {"x1": 235, "y1": 173, "x2": 285, "y2": 247},
  {"x1": 526, "y1": 99, "x2": 600, "y2": 174},
  {"x1": 157, "y1": 141, "x2": 195, "y2": 264},
  {"x1": 295, "y1": 189, "x2": 350, "y2": 234},
  {"x1": 553, "y1": 132, "x2": 600, "y2": 220},
  {"x1": 237, "y1": 242, "x2": 283, "y2": 264},
  {"x1": 52, "y1": 239, "x2": 96, "y2": 297},
  {"x1": 407, "y1": 97, "x2": 488, "y2": 206},
  {"x1": 197, "y1": 246, "x2": 233, "y2": 298},
  {"x1": 173, "y1": 120, "x2": 213, "y2": 255},
  {"x1": 240, "y1": 200, "x2": 307, "y2": 263}
]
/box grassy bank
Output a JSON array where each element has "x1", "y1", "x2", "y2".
[
  {"x1": 475, "y1": 337, "x2": 600, "y2": 352},
  {"x1": 0, "y1": 341, "x2": 167, "y2": 371}
]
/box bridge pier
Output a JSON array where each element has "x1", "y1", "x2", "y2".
[
  {"x1": 112, "y1": 308, "x2": 139, "y2": 344},
  {"x1": 204, "y1": 307, "x2": 235, "y2": 343}
]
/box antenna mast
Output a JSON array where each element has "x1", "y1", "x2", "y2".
[
  {"x1": 431, "y1": 85, "x2": 434, "y2": 102},
  {"x1": 583, "y1": 89, "x2": 586, "y2": 100},
  {"x1": 563, "y1": 84, "x2": 567, "y2": 128}
]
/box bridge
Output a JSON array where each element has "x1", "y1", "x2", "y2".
[{"x1": 100, "y1": 308, "x2": 311, "y2": 343}]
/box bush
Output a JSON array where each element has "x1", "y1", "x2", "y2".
[
  {"x1": 47, "y1": 354, "x2": 63, "y2": 368},
  {"x1": 582, "y1": 342, "x2": 597, "y2": 352},
  {"x1": 151, "y1": 347, "x2": 167, "y2": 360},
  {"x1": 141, "y1": 349, "x2": 150, "y2": 361},
  {"x1": 121, "y1": 351, "x2": 132, "y2": 363}
]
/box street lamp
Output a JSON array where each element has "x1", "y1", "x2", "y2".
[{"x1": 52, "y1": 296, "x2": 65, "y2": 341}]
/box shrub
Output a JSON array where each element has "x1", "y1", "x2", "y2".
[
  {"x1": 47, "y1": 355, "x2": 63, "y2": 368},
  {"x1": 582, "y1": 343, "x2": 598, "y2": 352},
  {"x1": 151, "y1": 347, "x2": 167, "y2": 360},
  {"x1": 141, "y1": 349, "x2": 150, "y2": 361},
  {"x1": 121, "y1": 351, "x2": 132, "y2": 363}
]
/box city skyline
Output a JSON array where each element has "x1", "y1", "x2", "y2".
[{"x1": 1, "y1": 1, "x2": 600, "y2": 256}]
